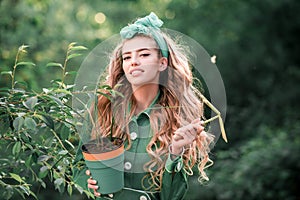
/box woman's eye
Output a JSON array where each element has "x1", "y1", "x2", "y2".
[
  {"x1": 123, "y1": 56, "x2": 131, "y2": 61},
  {"x1": 140, "y1": 53, "x2": 150, "y2": 57}
]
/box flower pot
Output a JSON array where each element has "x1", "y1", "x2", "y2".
[{"x1": 81, "y1": 138, "x2": 124, "y2": 194}]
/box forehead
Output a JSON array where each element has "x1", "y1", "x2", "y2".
[{"x1": 122, "y1": 36, "x2": 158, "y2": 53}]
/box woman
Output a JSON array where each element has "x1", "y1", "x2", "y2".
[{"x1": 73, "y1": 12, "x2": 215, "y2": 200}]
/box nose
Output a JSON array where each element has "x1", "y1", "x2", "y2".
[{"x1": 131, "y1": 54, "x2": 140, "y2": 66}]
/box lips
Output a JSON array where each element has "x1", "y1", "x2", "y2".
[{"x1": 129, "y1": 68, "x2": 144, "y2": 75}]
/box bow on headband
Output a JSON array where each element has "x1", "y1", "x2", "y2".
[{"x1": 120, "y1": 12, "x2": 169, "y2": 58}]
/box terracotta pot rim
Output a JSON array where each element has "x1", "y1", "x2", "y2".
[{"x1": 82, "y1": 144, "x2": 124, "y2": 161}]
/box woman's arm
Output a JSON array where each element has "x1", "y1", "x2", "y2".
[{"x1": 160, "y1": 118, "x2": 205, "y2": 200}]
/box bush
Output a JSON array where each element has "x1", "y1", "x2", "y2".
[
  {"x1": 186, "y1": 125, "x2": 300, "y2": 200},
  {"x1": 0, "y1": 44, "x2": 92, "y2": 199}
]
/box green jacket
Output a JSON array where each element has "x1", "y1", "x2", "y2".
[{"x1": 73, "y1": 93, "x2": 188, "y2": 200}]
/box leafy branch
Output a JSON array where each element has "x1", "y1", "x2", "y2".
[
  {"x1": 0, "y1": 43, "x2": 89, "y2": 199},
  {"x1": 1, "y1": 45, "x2": 35, "y2": 90},
  {"x1": 46, "y1": 42, "x2": 87, "y2": 89}
]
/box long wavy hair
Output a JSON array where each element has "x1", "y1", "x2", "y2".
[{"x1": 94, "y1": 33, "x2": 214, "y2": 191}]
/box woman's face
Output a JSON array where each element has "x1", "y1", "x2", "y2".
[{"x1": 121, "y1": 36, "x2": 167, "y2": 89}]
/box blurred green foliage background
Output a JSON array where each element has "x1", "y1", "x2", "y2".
[{"x1": 1, "y1": 0, "x2": 299, "y2": 199}]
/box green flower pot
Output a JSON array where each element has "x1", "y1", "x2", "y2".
[{"x1": 82, "y1": 138, "x2": 124, "y2": 194}]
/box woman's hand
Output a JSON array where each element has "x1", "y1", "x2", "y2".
[
  {"x1": 86, "y1": 170, "x2": 101, "y2": 197},
  {"x1": 171, "y1": 118, "x2": 205, "y2": 155}
]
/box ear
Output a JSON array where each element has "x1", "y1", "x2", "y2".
[{"x1": 159, "y1": 57, "x2": 168, "y2": 71}]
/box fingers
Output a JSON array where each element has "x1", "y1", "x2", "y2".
[
  {"x1": 87, "y1": 177, "x2": 97, "y2": 187},
  {"x1": 174, "y1": 129, "x2": 193, "y2": 142},
  {"x1": 86, "y1": 170, "x2": 101, "y2": 197},
  {"x1": 94, "y1": 191, "x2": 101, "y2": 197},
  {"x1": 88, "y1": 178, "x2": 101, "y2": 197},
  {"x1": 173, "y1": 133, "x2": 184, "y2": 141},
  {"x1": 174, "y1": 122, "x2": 204, "y2": 142}
]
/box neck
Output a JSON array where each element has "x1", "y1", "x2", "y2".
[{"x1": 132, "y1": 84, "x2": 159, "y2": 114}]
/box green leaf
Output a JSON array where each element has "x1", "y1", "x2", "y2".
[
  {"x1": 0, "y1": 115, "x2": 11, "y2": 135},
  {"x1": 52, "y1": 80, "x2": 65, "y2": 88},
  {"x1": 19, "y1": 44, "x2": 29, "y2": 52},
  {"x1": 68, "y1": 42, "x2": 77, "y2": 47},
  {"x1": 55, "y1": 179, "x2": 65, "y2": 193},
  {"x1": 110, "y1": 90, "x2": 124, "y2": 98},
  {"x1": 0, "y1": 87, "x2": 10, "y2": 91},
  {"x1": 24, "y1": 143, "x2": 34, "y2": 151},
  {"x1": 23, "y1": 96, "x2": 38, "y2": 110},
  {"x1": 65, "y1": 139, "x2": 75, "y2": 149},
  {"x1": 53, "y1": 88, "x2": 72, "y2": 95},
  {"x1": 42, "y1": 88, "x2": 50, "y2": 94},
  {"x1": 53, "y1": 170, "x2": 60, "y2": 179},
  {"x1": 9, "y1": 173, "x2": 23, "y2": 183},
  {"x1": 63, "y1": 157, "x2": 70, "y2": 165},
  {"x1": 12, "y1": 141, "x2": 21, "y2": 156},
  {"x1": 25, "y1": 155, "x2": 32, "y2": 168},
  {"x1": 19, "y1": 185, "x2": 30, "y2": 196},
  {"x1": 67, "y1": 53, "x2": 82, "y2": 61},
  {"x1": 54, "y1": 178, "x2": 64, "y2": 187},
  {"x1": 59, "y1": 124, "x2": 70, "y2": 140},
  {"x1": 3, "y1": 184, "x2": 14, "y2": 199},
  {"x1": 1, "y1": 71, "x2": 12, "y2": 76},
  {"x1": 74, "y1": 184, "x2": 84, "y2": 194},
  {"x1": 58, "y1": 150, "x2": 68, "y2": 155},
  {"x1": 38, "y1": 166, "x2": 49, "y2": 178},
  {"x1": 15, "y1": 81, "x2": 28, "y2": 88},
  {"x1": 16, "y1": 62, "x2": 36, "y2": 67},
  {"x1": 70, "y1": 45, "x2": 88, "y2": 51},
  {"x1": 96, "y1": 91, "x2": 111, "y2": 100},
  {"x1": 13, "y1": 116, "x2": 24, "y2": 131},
  {"x1": 37, "y1": 114, "x2": 54, "y2": 130},
  {"x1": 29, "y1": 190, "x2": 38, "y2": 199},
  {"x1": 38, "y1": 155, "x2": 51, "y2": 162},
  {"x1": 66, "y1": 84, "x2": 75, "y2": 89},
  {"x1": 24, "y1": 117, "x2": 37, "y2": 130},
  {"x1": 98, "y1": 84, "x2": 112, "y2": 90},
  {"x1": 49, "y1": 95, "x2": 64, "y2": 106},
  {"x1": 67, "y1": 184, "x2": 73, "y2": 196},
  {"x1": 39, "y1": 179, "x2": 46, "y2": 188},
  {"x1": 46, "y1": 62, "x2": 63, "y2": 69},
  {"x1": 65, "y1": 71, "x2": 77, "y2": 76}
]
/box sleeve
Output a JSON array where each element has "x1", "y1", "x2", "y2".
[{"x1": 160, "y1": 154, "x2": 189, "y2": 200}]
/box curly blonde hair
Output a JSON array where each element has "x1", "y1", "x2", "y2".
[{"x1": 94, "y1": 33, "x2": 215, "y2": 191}]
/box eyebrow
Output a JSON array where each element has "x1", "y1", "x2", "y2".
[{"x1": 122, "y1": 48, "x2": 154, "y2": 56}]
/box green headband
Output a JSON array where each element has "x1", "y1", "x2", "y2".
[{"x1": 120, "y1": 12, "x2": 169, "y2": 58}]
